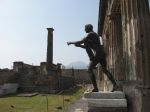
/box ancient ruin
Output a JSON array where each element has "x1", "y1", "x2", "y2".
[{"x1": 0, "y1": 28, "x2": 78, "y2": 94}]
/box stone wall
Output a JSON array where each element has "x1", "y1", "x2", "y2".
[
  {"x1": 62, "y1": 69, "x2": 91, "y2": 84},
  {"x1": 0, "y1": 62, "x2": 79, "y2": 93},
  {"x1": 0, "y1": 83, "x2": 18, "y2": 95},
  {"x1": 13, "y1": 61, "x2": 62, "y2": 93},
  {"x1": 0, "y1": 62, "x2": 91, "y2": 93},
  {"x1": 0, "y1": 69, "x2": 16, "y2": 85}
]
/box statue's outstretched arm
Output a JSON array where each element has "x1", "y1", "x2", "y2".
[
  {"x1": 67, "y1": 38, "x2": 85, "y2": 45},
  {"x1": 75, "y1": 44, "x2": 85, "y2": 49}
]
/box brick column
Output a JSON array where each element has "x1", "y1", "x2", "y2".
[{"x1": 47, "y1": 28, "x2": 54, "y2": 68}]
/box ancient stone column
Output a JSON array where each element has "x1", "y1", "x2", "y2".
[{"x1": 47, "y1": 28, "x2": 54, "y2": 68}]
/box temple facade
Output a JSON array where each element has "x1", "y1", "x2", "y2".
[{"x1": 98, "y1": 0, "x2": 150, "y2": 112}]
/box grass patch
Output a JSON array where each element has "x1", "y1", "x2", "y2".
[{"x1": 0, "y1": 86, "x2": 85, "y2": 112}]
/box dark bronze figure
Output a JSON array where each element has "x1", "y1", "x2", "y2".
[{"x1": 67, "y1": 24, "x2": 118, "y2": 92}]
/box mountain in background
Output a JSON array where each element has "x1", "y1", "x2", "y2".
[{"x1": 66, "y1": 61, "x2": 88, "y2": 69}]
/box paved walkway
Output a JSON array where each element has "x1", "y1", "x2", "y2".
[{"x1": 67, "y1": 97, "x2": 88, "y2": 112}]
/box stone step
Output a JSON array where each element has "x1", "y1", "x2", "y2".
[
  {"x1": 83, "y1": 91, "x2": 125, "y2": 99},
  {"x1": 88, "y1": 107, "x2": 127, "y2": 112},
  {"x1": 86, "y1": 99, "x2": 127, "y2": 108}
]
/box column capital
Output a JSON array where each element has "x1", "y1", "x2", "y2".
[{"x1": 47, "y1": 28, "x2": 54, "y2": 32}]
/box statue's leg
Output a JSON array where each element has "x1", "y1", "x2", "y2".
[
  {"x1": 88, "y1": 61, "x2": 98, "y2": 92},
  {"x1": 100, "y1": 58, "x2": 118, "y2": 91}
]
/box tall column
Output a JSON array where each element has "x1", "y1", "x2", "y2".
[
  {"x1": 47, "y1": 28, "x2": 54, "y2": 68},
  {"x1": 120, "y1": 0, "x2": 150, "y2": 112},
  {"x1": 121, "y1": 0, "x2": 150, "y2": 85},
  {"x1": 110, "y1": 13, "x2": 124, "y2": 81}
]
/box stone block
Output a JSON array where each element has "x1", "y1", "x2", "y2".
[
  {"x1": 83, "y1": 91, "x2": 127, "y2": 110},
  {"x1": 83, "y1": 91, "x2": 125, "y2": 99},
  {"x1": 87, "y1": 99, "x2": 127, "y2": 107}
]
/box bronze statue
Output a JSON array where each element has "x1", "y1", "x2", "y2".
[{"x1": 67, "y1": 24, "x2": 118, "y2": 92}]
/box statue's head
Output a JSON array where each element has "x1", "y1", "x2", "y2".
[{"x1": 85, "y1": 24, "x2": 93, "y2": 33}]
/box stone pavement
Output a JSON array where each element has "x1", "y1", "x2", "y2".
[{"x1": 67, "y1": 97, "x2": 88, "y2": 112}]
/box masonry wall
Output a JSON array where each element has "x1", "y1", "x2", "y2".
[
  {"x1": 62, "y1": 69, "x2": 91, "y2": 84},
  {"x1": 0, "y1": 62, "x2": 90, "y2": 93},
  {"x1": 0, "y1": 69, "x2": 16, "y2": 85}
]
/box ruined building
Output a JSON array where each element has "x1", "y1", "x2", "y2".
[
  {"x1": 98, "y1": 0, "x2": 150, "y2": 112},
  {"x1": 0, "y1": 28, "x2": 75, "y2": 93}
]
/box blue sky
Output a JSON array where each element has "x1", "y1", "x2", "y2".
[{"x1": 0, "y1": 0, "x2": 99, "y2": 68}]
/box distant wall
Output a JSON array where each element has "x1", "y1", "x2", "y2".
[
  {"x1": 0, "y1": 83, "x2": 18, "y2": 95},
  {"x1": 60, "y1": 76, "x2": 75, "y2": 89},
  {"x1": 0, "y1": 69, "x2": 16, "y2": 85},
  {"x1": 0, "y1": 64, "x2": 90, "y2": 93},
  {"x1": 62, "y1": 69, "x2": 91, "y2": 84}
]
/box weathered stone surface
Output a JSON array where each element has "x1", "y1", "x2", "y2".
[
  {"x1": 0, "y1": 83, "x2": 18, "y2": 95},
  {"x1": 83, "y1": 91, "x2": 125, "y2": 99},
  {"x1": 87, "y1": 99, "x2": 127, "y2": 107},
  {"x1": 88, "y1": 107, "x2": 127, "y2": 112},
  {"x1": 83, "y1": 91, "x2": 127, "y2": 111},
  {"x1": 98, "y1": 0, "x2": 150, "y2": 112}
]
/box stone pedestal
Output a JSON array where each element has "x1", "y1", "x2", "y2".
[{"x1": 83, "y1": 91, "x2": 127, "y2": 112}]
